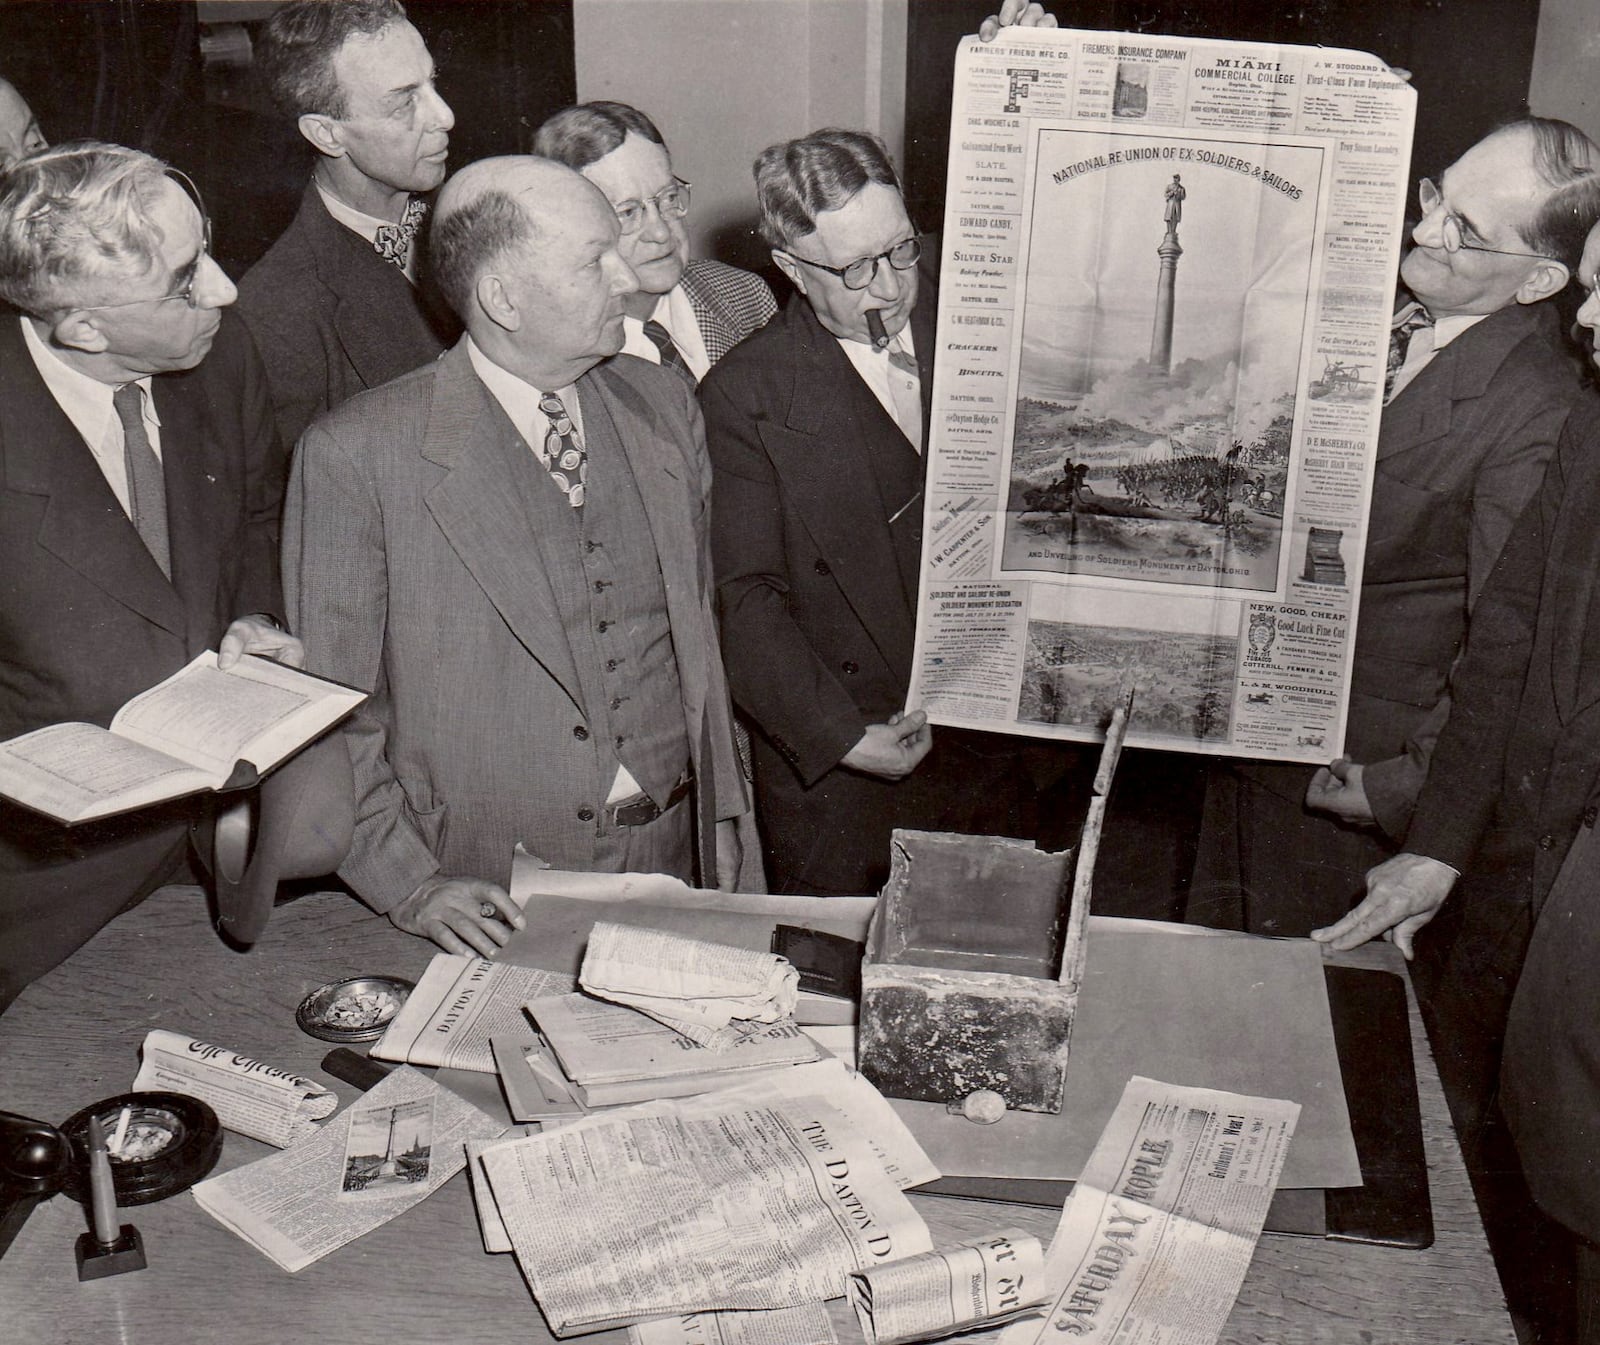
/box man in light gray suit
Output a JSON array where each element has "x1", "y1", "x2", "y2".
[{"x1": 284, "y1": 156, "x2": 748, "y2": 956}]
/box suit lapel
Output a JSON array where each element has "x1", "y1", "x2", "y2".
[
  {"x1": 1379, "y1": 304, "x2": 1550, "y2": 463},
  {"x1": 0, "y1": 319, "x2": 185, "y2": 637},
  {"x1": 298, "y1": 187, "x2": 449, "y2": 392},
  {"x1": 763, "y1": 302, "x2": 919, "y2": 677},
  {"x1": 419, "y1": 343, "x2": 586, "y2": 710},
  {"x1": 150, "y1": 364, "x2": 226, "y2": 639}
]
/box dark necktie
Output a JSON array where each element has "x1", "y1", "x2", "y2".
[
  {"x1": 537, "y1": 392, "x2": 587, "y2": 508},
  {"x1": 373, "y1": 196, "x2": 428, "y2": 272},
  {"x1": 113, "y1": 383, "x2": 171, "y2": 578},
  {"x1": 1384, "y1": 303, "x2": 1434, "y2": 403},
  {"x1": 642, "y1": 318, "x2": 694, "y2": 384}
]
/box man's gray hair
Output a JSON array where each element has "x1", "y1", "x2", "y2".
[
  {"x1": 753, "y1": 128, "x2": 901, "y2": 250},
  {"x1": 1507, "y1": 117, "x2": 1600, "y2": 272},
  {"x1": 257, "y1": 0, "x2": 409, "y2": 120},
  {"x1": 0, "y1": 140, "x2": 172, "y2": 317}
]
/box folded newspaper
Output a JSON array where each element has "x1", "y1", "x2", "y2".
[
  {"x1": 369, "y1": 952, "x2": 573, "y2": 1073},
  {"x1": 528, "y1": 992, "x2": 820, "y2": 1107},
  {"x1": 1000, "y1": 1076, "x2": 1299, "y2": 1345},
  {"x1": 579, "y1": 922, "x2": 800, "y2": 1050},
  {"x1": 851, "y1": 1229, "x2": 1046, "y2": 1345},
  {"x1": 192, "y1": 1065, "x2": 506, "y2": 1272},
  {"x1": 476, "y1": 1059, "x2": 937, "y2": 1335},
  {"x1": 628, "y1": 1305, "x2": 838, "y2": 1345},
  {"x1": 133, "y1": 1029, "x2": 337, "y2": 1148}
]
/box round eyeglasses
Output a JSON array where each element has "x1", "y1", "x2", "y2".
[
  {"x1": 1416, "y1": 178, "x2": 1553, "y2": 261},
  {"x1": 614, "y1": 179, "x2": 690, "y2": 235},
  {"x1": 785, "y1": 235, "x2": 922, "y2": 291}
]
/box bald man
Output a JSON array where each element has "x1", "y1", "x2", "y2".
[{"x1": 283, "y1": 156, "x2": 748, "y2": 955}]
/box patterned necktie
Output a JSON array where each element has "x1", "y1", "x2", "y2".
[
  {"x1": 537, "y1": 392, "x2": 587, "y2": 508},
  {"x1": 113, "y1": 383, "x2": 171, "y2": 578},
  {"x1": 373, "y1": 196, "x2": 428, "y2": 272},
  {"x1": 642, "y1": 318, "x2": 694, "y2": 384},
  {"x1": 1384, "y1": 303, "x2": 1434, "y2": 403}
]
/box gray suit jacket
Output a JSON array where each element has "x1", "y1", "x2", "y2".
[
  {"x1": 283, "y1": 341, "x2": 746, "y2": 910},
  {"x1": 237, "y1": 182, "x2": 459, "y2": 451}
]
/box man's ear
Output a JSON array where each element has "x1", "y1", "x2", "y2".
[
  {"x1": 297, "y1": 112, "x2": 347, "y2": 160},
  {"x1": 51, "y1": 311, "x2": 109, "y2": 355},
  {"x1": 771, "y1": 248, "x2": 806, "y2": 296},
  {"x1": 476, "y1": 273, "x2": 520, "y2": 332},
  {"x1": 1517, "y1": 258, "x2": 1570, "y2": 305}
]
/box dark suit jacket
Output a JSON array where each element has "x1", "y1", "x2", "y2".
[
  {"x1": 703, "y1": 261, "x2": 1027, "y2": 893},
  {"x1": 0, "y1": 311, "x2": 286, "y2": 1001},
  {"x1": 1231, "y1": 302, "x2": 1579, "y2": 835},
  {"x1": 236, "y1": 182, "x2": 459, "y2": 450},
  {"x1": 1407, "y1": 399, "x2": 1600, "y2": 909},
  {"x1": 284, "y1": 341, "x2": 746, "y2": 911},
  {"x1": 679, "y1": 260, "x2": 777, "y2": 366}
]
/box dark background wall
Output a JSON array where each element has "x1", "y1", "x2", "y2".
[
  {"x1": 0, "y1": 0, "x2": 575, "y2": 278},
  {"x1": 0, "y1": 1, "x2": 1547, "y2": 273}
]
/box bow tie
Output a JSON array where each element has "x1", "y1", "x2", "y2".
[{"x1": 373, "y1": 196, "x2": 429, "y2": 270}]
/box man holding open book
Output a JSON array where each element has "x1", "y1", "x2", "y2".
[{"x1": 0, "y1": 144, "x2": 349, "y2": 1009}]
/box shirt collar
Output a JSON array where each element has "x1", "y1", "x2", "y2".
[
  {"x1": 19, "y1": 314, "x2": 158, "y2": 447},
  {"x1": 466, "y1": 335, "x2": 580, "y2": 439},
  {"x1": 314, "y1": 182, "x2": 401, "y2": 247}
]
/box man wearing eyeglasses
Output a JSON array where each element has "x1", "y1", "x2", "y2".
[
  {"x1": 1194, "y1": 117, "x2": 1600, "y2": 943},
  {"x1": 536, "y1": 102, "x2": 777, "y2": 384},
  {"x1": 0, "y1": 143, "x2": 319, "y2": 1006},
  {"x1": 237, "y1": 0, "x2": 460, "y2": 450},
  {"x1": 701, "y1": 129, "x2": 1035, "y2": 896}
]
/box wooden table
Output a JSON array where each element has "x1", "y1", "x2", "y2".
[{"x1": 0, "y1": 885, "x2": 1516, "y2": 1344}]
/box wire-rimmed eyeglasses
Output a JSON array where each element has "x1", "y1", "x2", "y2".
[
  {"x1": 783, "y1": 234, "x2": 922, "y2": 290},
  {"x1": 1416, "y1": 177, "x2": 1554, "y2": 261},
  {"x1": 614, "y1": 179, "x2": 690, "y2": 236}
]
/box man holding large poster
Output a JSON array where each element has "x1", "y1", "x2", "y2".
[{"x1": 1195, "y1": 117, "x2": 1600, "y2": 936}]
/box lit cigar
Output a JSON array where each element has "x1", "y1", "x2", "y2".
[{"x1": 866, "y1": 308, "x2": 891, "y2": 351}]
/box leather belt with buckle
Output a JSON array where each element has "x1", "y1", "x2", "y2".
[{"x1": 609, "y1": 773, "x2": 692, "y2": 828}]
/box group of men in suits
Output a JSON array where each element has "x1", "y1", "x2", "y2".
[
  {"x1": 0, "y1": 0, "x2": 1056, "y2": 989},
  {"x1": 15, "y1": 0, "x2": 1600, "y2": 1326}
]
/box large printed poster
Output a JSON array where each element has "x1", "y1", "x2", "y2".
[{"x1": 910, "y1": 30, "x2": 1415, "y2": 762}]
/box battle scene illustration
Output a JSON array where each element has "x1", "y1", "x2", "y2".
[{"x1": 1002, "y1": 132, "x2": 1323, "y2": 593}]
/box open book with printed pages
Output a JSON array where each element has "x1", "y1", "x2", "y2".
[
  {"x1": 527, "y1": 992, "x2": 823, "y2": 1108},
  {"x1": 0, "y1": 652, "x2": 366, "y2": 824}
]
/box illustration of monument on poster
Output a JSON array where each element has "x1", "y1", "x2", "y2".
[{"x1": 1000, "y1": 129, "x2": 1324, "y2": 592}]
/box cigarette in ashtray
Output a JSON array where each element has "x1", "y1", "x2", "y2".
[{"x1": 866, "y1": 308, "x2": 891, "y2": 351}]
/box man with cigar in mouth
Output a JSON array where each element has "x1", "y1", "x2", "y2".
[{"x1": 700, "y1": 129, "x2": 1038, "y2": 896}]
